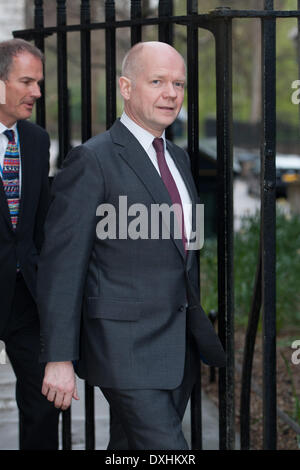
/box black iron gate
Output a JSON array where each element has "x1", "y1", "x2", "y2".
[{"x1": 13, "y1": 0, "x2": 300, "y2": 450}]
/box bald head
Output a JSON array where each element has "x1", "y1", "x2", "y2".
[
  {"x1": 121, "y1": 41, "x2": 186, "y2": 84},
  {"x1": 119, "y1": 41, "x2": 186, "y2": 137}
]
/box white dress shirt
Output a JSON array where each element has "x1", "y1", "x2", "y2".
[
  {"x1": 0, "y1": 121, "x2": 22, "y2": 193},
  {"x1": 120, "y1": 112, "x2": 192, "y2": 243}
]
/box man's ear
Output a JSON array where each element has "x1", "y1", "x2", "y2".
[{"x1": 119, "y1": 76, "x2": 132, "y2": 101}]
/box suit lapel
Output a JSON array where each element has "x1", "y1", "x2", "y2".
[{"x1": 110, "y1": 120, "x2": 186, "y2": 260}]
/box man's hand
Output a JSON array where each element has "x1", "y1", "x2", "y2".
[{"x1": 42, "y1": 361, "x2": 79, "y2": 410}]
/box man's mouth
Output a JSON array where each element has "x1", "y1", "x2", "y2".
[
  {"x1": 157, "y1": 106, "x2": 175, "y2": 111},
  {"x1": 23, "y1": 102, "x2": 35, "y2": 108}
]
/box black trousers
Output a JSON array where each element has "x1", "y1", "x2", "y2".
[
  {"x1": 1, "y1": 274, "x2": 60, "y2": 450},
  {"x1": 101, "y1": 333, "x2": 199, "y2": 450}
]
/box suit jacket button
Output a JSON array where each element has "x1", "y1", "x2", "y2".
[{"x1": 178, "y1": 305, "x2": 185, "y2": 312}]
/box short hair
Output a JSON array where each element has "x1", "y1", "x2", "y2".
[{"x1": 0, "y1": 38, "x2": 44, "y2": 80}]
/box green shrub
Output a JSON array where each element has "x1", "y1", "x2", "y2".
[{"x1": 200, "y1": 209, "x2": 300, "y2": 331}]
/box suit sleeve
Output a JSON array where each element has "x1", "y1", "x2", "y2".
[{"x1": 37, "y1": 144, "x2": 105, "y2": 362}]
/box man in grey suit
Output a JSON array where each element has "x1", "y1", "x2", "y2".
[{"x1": 37, "y1": 41, "x2": 225, "y2": 450}]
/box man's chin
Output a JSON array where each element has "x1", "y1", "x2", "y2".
[
  {"x1": 159, "y1": 117, "x2": 177, "y2": 129},
  {"x1": 18, "y1": 111, "x2": 33, "y2": 121},
  {"x1": 158, "y1": 111, "x2": 179, "y2": 125}
]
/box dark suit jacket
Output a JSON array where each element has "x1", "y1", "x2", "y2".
[
  {"x1": 37, "y1": 119, "x2": 225, "y2": 389},
  {"x1": 0, "y1": 120, "x2": 50, "y2": 336}
]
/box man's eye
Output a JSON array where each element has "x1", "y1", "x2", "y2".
[
  {"x1": 152, "y1": 80, "x2": 160, "y2": 85},
  {"x1": 175, "y1": 82, "x2": 184, "y2": 88}
]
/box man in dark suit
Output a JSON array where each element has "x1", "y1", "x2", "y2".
[
  {"x1": 37, "y1": 41, "x2": 225, "y2": 450},
  {"x1": 0, "y1": 39, "x2": 59, "y2": 449}
]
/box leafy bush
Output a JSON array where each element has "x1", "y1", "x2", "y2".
[{"x1": 200, "y1": 209, "x2": 300, "y2": 331}]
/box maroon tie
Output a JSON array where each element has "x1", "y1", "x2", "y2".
[{"x1": 152, "y1": 137, "x2": 187, "y2": 252}]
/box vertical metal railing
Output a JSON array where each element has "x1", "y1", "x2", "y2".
[
  {"x1": 104, "y1": 0, "x2": 117, "y2": 450},
  {"x1": 240, "y1": 251, "x2": 262, "y2": 449},
  {"x1": 213, "y1": 8, "x2": 235, "y2": 450},
  {"x1": 131, "y1": 0, "x2": 142, "y2": 46},
  {"x1": 34, "y1": 0, "x2": 45, "y2": 128},
  {"x1": 186, "y1": 0, "x2": 202, "y2": 451},
  {"x1": 105, "y1": 0, "x2": 116, "y2": 129},
  {"x1": 158, "y1": 0, "x2": 173, "y2": 44},
  {"x1": 158, "y1": 0, "x2": 174, "y2": 142},
  {"x1": 56, "y1": 0, "x2": 72, "y2": 449},
  {"x1": 56, "y1": 0, "x2": 70, "y2": 170},
  {"x1": 80, "y1": 0, "x2": 95, "y2": 450},
  {"x1": 261, "y1": 0, "x2": 277, "y2": 450},
  {"x1": 80, "y1": 0, "x2": 92, "y2": 143},
  {"x1": 186, "y1": 0, "x2": 200, "y2": 190},
  {"x1": 240, "y1": 1, "x2": 277, "y2": 451}
]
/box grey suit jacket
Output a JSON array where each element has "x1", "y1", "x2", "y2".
[{"x1": 37, "y1": 119, "x2": 225, "y2": 389}]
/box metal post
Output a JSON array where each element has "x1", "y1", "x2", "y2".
[
  {"x1": 105, "y1": 0, "x2": 116, "y2": 129},
  {"x1": 131, "y1": 0, "x2": 142, "y2": 46},
  {"x1": 213, "y1": 8, "x2": 235, "y2": 450},
  {"x1": 80, "y1": 1, "x2": 95, "y2": 449},
  {"x1": 158, "y1": 0, "x2": 173, "y2": 45},
  {"x1": 56, "y1": 0, "x2": 70, "y2": 167},
  {"x1": 80, "y1": 0, "x2": 92, "y2": 143},
  {"x1": 240, "y1": 250, "x2": 262, "y2": 449},
  {"x1": 261, "y1": 0, "x2": 277, "y2": 450},
  {"x1": 56, "y1": 2, "x2": 71, "y2": 444},
  {"x1": 186, "y1": 0, "x2": 200, "y2": 191},
  {"x1": 158, "y1": 0, "x2": 173, "y2": 141},
  {"x1": 34, "y1": 0, "x2": 46, "y2": 129},
  {"x1": 84, "y1": 381, "x2": 95, "y2": 450},
  {"x1": 187, "y1": 0, "x2": 202, "y2": 451}
]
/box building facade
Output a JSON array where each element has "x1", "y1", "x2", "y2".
[{"x1": 0, "y1": 0, "x2": 25, "y2": 41}]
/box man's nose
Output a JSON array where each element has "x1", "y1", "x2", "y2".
[
  {"x1": 31, "y1": 83, "x2": 42, "y2": 99},
  {"x1": 163, "y1": 82, "x2": 177, "y2": 98}
]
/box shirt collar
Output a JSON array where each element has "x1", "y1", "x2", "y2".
[
  {"x1": 120, "y1": 112, "x2": 166, "y2": 154},
  {"x1": 0, "y1": 121, "x2": 18, "y2": 136}
]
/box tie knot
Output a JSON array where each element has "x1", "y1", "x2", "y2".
[
  {"x1": 3, "y1": 129, "x2": 15, "y2": 143},
  {"x1": 152, "y1": 137, "x2": 164, "y2": 155}
]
